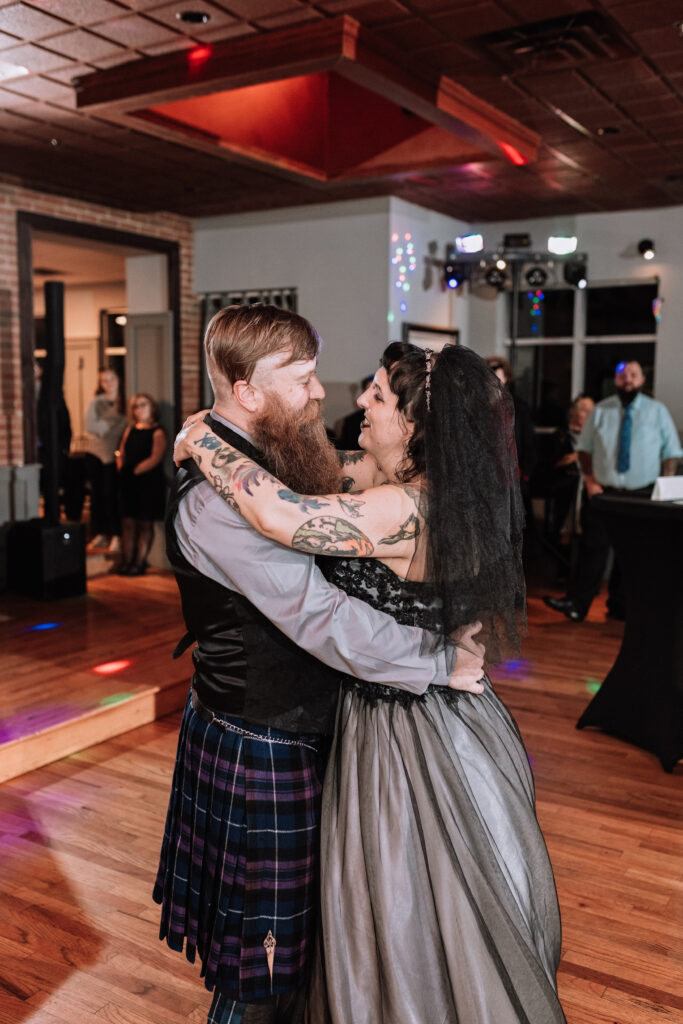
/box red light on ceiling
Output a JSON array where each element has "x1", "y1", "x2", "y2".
[
  {"x1": 93, "y1": 659, "x2": 132, "y2": 675},
  {"x1": 188, "y1": 45, "x2": 212, "y2": 66},
  {"x1": 498, "y1": 141, "x2": 527, "y2": 166}
]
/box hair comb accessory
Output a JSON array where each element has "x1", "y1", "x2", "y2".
[{"x1": 424, "y1": 348, "x2": 433, "y2": 411}]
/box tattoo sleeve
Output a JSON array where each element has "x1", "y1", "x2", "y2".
[
  {"x1": 339, "y1": 450, "x2": 366, "y2": 466},
  {"x1": 292, "y1": 517, "x2": 374, "y2": 556},
  {"x1": 379, "y1": 512, "x2": 421, "y2": 546}
]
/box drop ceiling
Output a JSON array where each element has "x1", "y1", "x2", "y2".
[{"x1": 0, "y1": 0, "x2": 681, "y2": 221}]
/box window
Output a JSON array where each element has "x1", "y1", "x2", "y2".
[
  {"x1": 585, "y1": 284, "x2": 657, "y2": 336},
  {"x1": 515, "y1": 288, "x2": 574, "y2": 339}
]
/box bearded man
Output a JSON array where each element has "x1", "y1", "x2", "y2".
[
  {"x1": 544, "y1": 359, "x2": 681, "y2": 622},
  {"x1": 154, "y1": 304, "x2": 484, "y2": 1024}
]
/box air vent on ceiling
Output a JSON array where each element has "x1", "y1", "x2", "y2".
[{"x1": 475, "y1": 12, "x2": 636, "y2": 70}]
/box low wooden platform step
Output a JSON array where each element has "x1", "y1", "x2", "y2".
[{"x1": 0, "y1": 571, "x2": 190, "y2": 784}]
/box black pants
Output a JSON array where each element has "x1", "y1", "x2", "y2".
[
  {"x1": 568, "y1": 486, "x2": 652, "y2": 616},
  {"x1": 84, "y1": 453, "x2": 120, "y2": 537}
]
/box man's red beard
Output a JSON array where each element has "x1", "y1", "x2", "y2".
[{"x1": 252, "y1": 393, "x2": 343, "y2": 495}]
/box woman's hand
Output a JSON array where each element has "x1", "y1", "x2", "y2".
[
  {"x1": 174, "y1": 415, "x2": 209, "y2": 466},
  {"x1": 448, "y1": 622, "x2": 485, "y2": 694}
]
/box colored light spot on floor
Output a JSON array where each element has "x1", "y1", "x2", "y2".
[
  {"x1": 93, "y1": 659, "x2": 132, "y2": 675},
  {"x1": 99, "y1": 692, "x2": 135, "y2": 706},
  {"x1": 25, "y1": 622, "x2": 61, "y2": 632},
  {"x1": 585, "y1": 678, "x2": 602, "y2": 694}
]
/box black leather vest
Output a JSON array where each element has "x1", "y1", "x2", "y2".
[{"x1": 166, "y1": 416, "x2": 341, "y2": 736}]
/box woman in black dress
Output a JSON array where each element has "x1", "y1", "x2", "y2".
[
  {"x1": 175, "y1": 343, "x2": 566, "y2": 1024},
  {"x1": 115, "y1": 393, "x2": 167, "y2": 576}
]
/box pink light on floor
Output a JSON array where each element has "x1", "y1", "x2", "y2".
[{"x1": 92, "y1": 659, "x2": 132, "y2": 676}]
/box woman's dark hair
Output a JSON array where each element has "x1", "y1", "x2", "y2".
[{"x1": 382, "y1": 341, "x2": 526, "y2": 660}]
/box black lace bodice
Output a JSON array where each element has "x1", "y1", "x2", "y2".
[{"x1": 320, "y1": 558, "x2": 454, "y2": 707}]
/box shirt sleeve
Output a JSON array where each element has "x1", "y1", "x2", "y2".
[
  {"x1": 577, "y1": 408, "x2": 596, "y2": 455},
  {"x1": 657, "y1": 404, "x2": 683, "y2": 461},
  {"x1": 177, "y1": 482, "x2": 453, "y2": 694}
]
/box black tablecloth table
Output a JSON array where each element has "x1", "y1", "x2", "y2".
[{"x1": 576, "y1": 494, "x2": 683, "y2": 772}]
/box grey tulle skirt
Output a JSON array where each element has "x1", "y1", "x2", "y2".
[{"x1": 306, "y1": 678, "x2": 566, "y2": 1024}]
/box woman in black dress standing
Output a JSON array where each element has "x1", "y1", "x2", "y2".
[{"x1": 115, "y1": 393, "x2": 167, "y2": 575}]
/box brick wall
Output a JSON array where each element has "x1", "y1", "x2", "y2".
[{"x1": 0, "y1": 177, "x2": 201, "y2": 468}]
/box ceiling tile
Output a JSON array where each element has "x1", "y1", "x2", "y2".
[
  {"x1": 41, "y1": 28, "x2": 127, "y2": 61},
  {"x1": 211, "y1": 0, "x2": 305, "y2": 17},
  {"x1": 257, "y1": 9, "x2": 324, "y2": 29},
  {"x1": 2, "y1": 73, "x2": 75, "y2": 104},
  {"x1": 0, "y1": 42, "x2": 74, "y2": 71},
  {"x1": 0, "y1": 2, "x2": 68, "y2": 40},
  {"x1": 97, "y1": 14, "x2": 181, "y2": 49},
  {"x1": 142, "y1": 2, "x2": 238, "y2": 36},
  {"x1": 34, "y1": 0, "x2": 126, "y2": 24},
  {"x1": 431, "y1": 3, "x2": 515, "y2": 40}
]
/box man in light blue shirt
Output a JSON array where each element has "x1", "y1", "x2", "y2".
[{"x1": 544, "y1": 360, "x2": 681, "y2": 621}]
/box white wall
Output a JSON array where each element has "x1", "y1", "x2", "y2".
[
  {"x1": 387, "y1": 197, "x2": 471, "y2": 347},
  {"x1": 126, "y1": 254, "x2": 168, "y2": 314},
  {"x1": 193, "y1": 197, "x2": 477, "y2": 424},
  {"x1": 192, "y1": 198, "x2": 683, "y2": 430}
]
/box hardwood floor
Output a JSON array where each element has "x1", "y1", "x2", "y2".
[
  {"x1": 0, "y1": 584, "x2": 681, "y2": 1023},
  {"x1": 0, "y1": 572, "x2": 190, "y2": 782}
]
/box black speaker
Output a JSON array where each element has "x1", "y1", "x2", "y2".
[{"x1": 7, "y1": 519, "x2": 86, "y2": 600}]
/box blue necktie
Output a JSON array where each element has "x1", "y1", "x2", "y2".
[{"x1": 617, "y1": 404, "x2": 632, "y2": 473}]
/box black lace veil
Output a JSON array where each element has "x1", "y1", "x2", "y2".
[{"x1": 382, "y1": 342, "x2": 526, "y2": 663}]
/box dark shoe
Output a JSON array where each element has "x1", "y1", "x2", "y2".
[
  {"x1": 113, "y1": 563, "x2": 134, "y2": 576},
  {"x1": 543, "y1": 595, "x2": 585, "y2": 622},
  {"x1": 127, "y1": 562, "x2": 147, "y2": 576}
]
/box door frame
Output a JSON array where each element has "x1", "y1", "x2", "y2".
[{"x1": 17, "y1": 211, "x2": 181, "y2": 463}]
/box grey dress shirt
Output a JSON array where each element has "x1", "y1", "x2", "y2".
[{"x1": 174, "y1": 419, "x2": 452, "y2": 694}]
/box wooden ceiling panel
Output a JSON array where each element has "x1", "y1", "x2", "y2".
[{"x1": 0, "y1": 1, "x2": 680, "y2": 220}]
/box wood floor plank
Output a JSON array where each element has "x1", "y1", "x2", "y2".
[{"x1": 0, "y1": 576, "x2": 680, "y2": 1023}]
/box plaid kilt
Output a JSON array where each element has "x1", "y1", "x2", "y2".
[{"x1": 153, "y1": 691, "x2": 326, "y2": 1002}]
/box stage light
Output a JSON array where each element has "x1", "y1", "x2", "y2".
[
  {"x1": 485, "y1": 265, "x2": 507, "y2": 290},
  {"x1": 548, "y1": 236, "x2": 577, "y2": 255},
  {"x1": 495, "y1": 258, "x2": 507, "y2": 270},
  {"x1": 443, "y1": 259, "x2": 469, "y2": 290},
  {"x1": 564, "y1": 259, "x2": 587, "y2": 289},
  {"x1": 525, "y1": 266, "x2": 547, "y2": 288},
  {"x1": 638, "y1": 238, "x2": 655, "y2": 260},
  {"x1": 455, "y1": 234, "x2": 483, "y2": 254}
]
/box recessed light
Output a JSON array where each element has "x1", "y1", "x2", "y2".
[{"x1": 177, "y1": 10, "x2": 211, "y2": 24}]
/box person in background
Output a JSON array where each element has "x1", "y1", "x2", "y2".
[
  {"x1": 544, "y1": 360, "x2": 681, "y2": 622},
  {"x1": 544, "y1": 394, "x2": 595, "y2": 575},
  {"x1": 84, "y1": 367, "x2": 126, "y2": 551},
  {"x1": 484, "y1": 355, "x2": 537, "y2": 508},
  {"x1": 114, "y1": 393, "x2": 167, "y2": 576},
  {"x1": 335, "y1": 374, "x2": 374, "y2": 450}
]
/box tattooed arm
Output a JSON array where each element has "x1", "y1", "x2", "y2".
[
  {"x1": 174, "y1": 420, "x2": 422, "y2": 559},
  {"x1": 337, "y1": 449, "x2": 387, "y2": 492}
]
